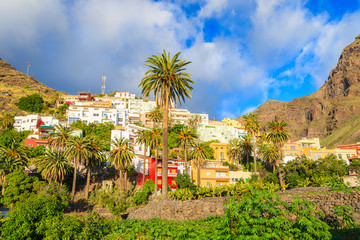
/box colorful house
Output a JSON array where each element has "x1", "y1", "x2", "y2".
[
  {"x1": 191, "y1": 160, "x2": 230, "y2": 187},
  {"x1": 137, "y1": 157, "x2": 178, "y2": 189}
]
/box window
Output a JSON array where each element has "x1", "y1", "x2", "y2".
[
  {"x1": 290, "y1": 153, "x2": 293, "y2": 156},
  {"x1": 346, "y1": 154, "x2": 350, "y2": 158},
  {"x1": 338, "y1": 154, "x2": 342, "y2": 159},
  {"x1": 207, "y1": 182, "x2": 211, "y2": 186},
  {"x1": 206, "y1": 172, "x2": 210, "y2": 176},
  {"x1": 158, "y1": 180, "x2": 161, "y2": 185},
  {"x1": 318, "y1": 154, "x2": 322, "y2": 159},
  {"x1": 217, "y1": 183, "x2": 222, "y2": 186},
  {"x1": 314, "y1": 155, "x2": 318, "y2": 160},
  {"x1": 220, "y1": 152, "x2": 224, "y2": 159},
  {"x1": 221, "y1": 147, "x2": 223, "y2": 149},
  {"x1": 93, "y1": 113, "x2": 99, "y2": 116},
  {"x1": 291, "y1": 146, "x2": 295, "y2": 150},
  {"x1": 28, "y1": 144, "x2": 33, "y2": 147}
]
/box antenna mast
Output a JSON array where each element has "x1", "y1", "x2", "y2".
[{"x1": 101, "y1": 76, "x2": 106, "y2": 95}]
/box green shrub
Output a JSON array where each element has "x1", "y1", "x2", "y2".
[
  {"x1": 16, "y1": 94, "x2": 45, "y2": 113},
  {"x1": 133, "y1": 191, "x2": 148, "y2": 206},
  {"x1": 330, "y1": 182, "x2": 352, "y2": 194},
  {"x1": 263, "y1": 172, "x2": 280, "y2": 184},
  {"x1": 1, "y1": 194, "x2": 67, "y2": 239},
  {"x1": 224, "y1": 190, "x2": 331, "y2": 239},
  {"x1": 174, "y1": 174, "x2": 196, "y2": 190}
]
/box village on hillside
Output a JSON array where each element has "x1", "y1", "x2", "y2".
[{"x1": 13, "y1": 90, "x2": 360, "y2": 189}]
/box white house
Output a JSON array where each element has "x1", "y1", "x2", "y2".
[
  {"x1": 14, "y1": 115, "x2": 59, "y2": 132},
  {"x1": 67, "y1": 105, "x2": 119, "y2": 125}
]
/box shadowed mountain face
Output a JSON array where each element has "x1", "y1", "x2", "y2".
[
  {"x1": 0, "y1": 58, "x2": 64, "y2": 114},
  {"x1": 237, "y1": 34, "x2": 360, "y2": 148}
]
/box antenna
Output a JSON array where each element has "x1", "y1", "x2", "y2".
[{"x1": 102, "y1": 76, "x2": 106, "y2": 95}]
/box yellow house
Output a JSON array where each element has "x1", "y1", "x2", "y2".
[
  {"x1": 209, "y1": 120, "x2": 227, "y2": 126},
  {"x1": 210, "y1": 142, "x2": 234, "y2": 164},
  {"x1": 222, "y1": 118, "x2": 244, "y2": 128},
  {"x1": 192, "y1": 160, "x2": 230, "y2": 187},
  {"x1": 282, "y1": 141, "x2": 302, "y2": 157}
]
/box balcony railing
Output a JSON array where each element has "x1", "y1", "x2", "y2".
[{"x1": 157, "y1": 172, "x2": 177, "y2": 177}]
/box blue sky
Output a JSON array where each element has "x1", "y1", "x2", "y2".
[{"x1": 0, "y1": 0, "x2": 360, "y2": 120}]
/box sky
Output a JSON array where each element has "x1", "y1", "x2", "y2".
[{"x1": 0, "y1": 0, "x2": 360, "y2": 120}]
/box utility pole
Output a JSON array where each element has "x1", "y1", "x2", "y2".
[{"x1": 26, "y1": 62, "x2": 30, "y2": 77}]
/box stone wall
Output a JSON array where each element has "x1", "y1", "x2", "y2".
[{"x1": 128, "y1": 187, "x2": 360, "y2": 222}]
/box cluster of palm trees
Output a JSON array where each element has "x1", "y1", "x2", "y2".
[{"x1": 240, "y1": 113, "x2": 291, "y2": 177}]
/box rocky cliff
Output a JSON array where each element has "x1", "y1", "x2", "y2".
[
  {"x1": 237, "y1": 34, "x2": 360, "y2": 147},
  {"x1": 0, "y1": 58, "x2": 64, "y2": 114}
]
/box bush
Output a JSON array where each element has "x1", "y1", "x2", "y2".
[
  {"x1": 263, "y1": 172, "x2": 279, "y2": 184},
  {"x1": 1, "y1": 194, "x2": 67, "y2": 239},
  {"x1": 16, "y1": 94, "x2": 45, "y2": 113},
  {"x1": 174, "y1": 174, "x2": 196, "y2": 190},
  {"x1": 224, "y1": 190, "x2": 331, "y2": 239}
]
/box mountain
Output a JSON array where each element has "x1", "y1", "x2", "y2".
[
  {"x1": 237, "y1": 34, "x2": 360, "y2": 148},
  {"x1": 0, "y1": 58, "x2": 64, "y2": 114}
]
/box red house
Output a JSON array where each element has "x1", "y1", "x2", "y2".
[
  {"x1": 137, "y1": 157, "x2": 178, "y2": 189},
  {"x1": 25, "y1": 138, "x2": 52, "y2": 148},
  {"x1": 78, "y1": 92, "x2": 91, "y2": 101}
]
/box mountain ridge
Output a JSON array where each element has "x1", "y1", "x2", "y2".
[{"x1": 237, "y1": 34, "x2": 360, "y2": 147}]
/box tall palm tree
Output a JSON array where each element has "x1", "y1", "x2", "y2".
[
  {"x1": 267, "y1": 120, "x2": 291, "y2": 189},
  {"x1": 189, "y1": 142, "x2": 209, "y2": 187},
  {"x1": 139, "y1": 50, "x2": 195, "y2": 197},
  {"x1": 261, "y1": 144, "x2": 279, "y2": 173},
  {"x1": 108, "y1": 138, "x2": 134, "y2": 192},
  {"x1": 50, "y1": 124, "x2": 73, "y2": 151},
  {"x1": 0, "y1": 140, "x2": 29, "y2": 195},
  {"x1": 240, "y1": 135, "x2": 253, "y2": 171},
  {"x1": 35, "y1": 148, "x2": 72, "y2": 185},
  {"x1": 176, "y1": 126, "x2": 197, "y2": 175},
  {"x1": 135, "y1": 129, "x2": 151, "y2": 187},
  {"x1": 64, "y1": 136, "x2": 91, "y2": 200},
  {"x1": 148, "y1": 126, "x2": 162, "y2": 194},
  {"x1": 148, "y1": 107, "x2": 163, "y2": 127},
  {"x1": 227, "y1": 138, "x2": 242, "y2": 166},
  {"x1": 0, "y1": 113, "x2": 14, "y2": 131},
  {"x1": 243, "y1": 113, "x2": 261, "y2": 173},
  {"x1": 84, "y1": 137, "x2": 104, "y2": 200},
  {"x1": 266, "y1": 120, "x2": 291, "y2": 168}
]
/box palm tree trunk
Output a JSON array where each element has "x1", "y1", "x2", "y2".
[
  {"x1": 142, "y1": 145, "x2": 147, "y2": 188},
  {"x1": 124, "y1": 171, "x2": 128, "y2": 191},
  {"x1": 196, "y1": 158, "x2": 200, "y2": 187},
  {"x1": 161, "y1": 90, "x2": 169, "y2": 197},
  {"x1": 1, "y1": 185, "x2": 5, "y2": 196},
  {"x1": 154, "y1": 148, "x2": 158, "y2": 195},
  {"x1": 184, "y1": 143, "x2": 188, "y2": 175},
  {"x1": 71, "y1": 158, "x2": 78, "y2": 200},
  {"x1": 246, "y1": 153, "x2": 249, "y2": 171},
  {"x1": 278, "y1": 148, "x2": 284, "y2": 191},
  {"x1": 253, "y1": 133, "x2": 257, "y2": 173},
  {"x1": 85, "y1": 166, "x2": 91, "y2": 200}
]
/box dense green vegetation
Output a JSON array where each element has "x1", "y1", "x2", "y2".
[{"x1": 16, "y1": 93, "x2": 45, "y2": 113}]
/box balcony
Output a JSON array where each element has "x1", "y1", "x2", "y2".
[{"x1": 157, "y1": 172, "x2": 177, "y2": 177}]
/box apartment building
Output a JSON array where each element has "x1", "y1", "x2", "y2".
[
  {"x1": 210, "y1": 142, "x2": 233, "y2": 164},
  {"x1": 14, "y1": 115, "x2": 59, "y2": 131},
  {"x1": 67, "y1": 104, "x2": 118, "y2": 125},
  {"x1": 222, "y1": 118, "x2": 244, "y2": 128},
  {"x1": 192, "y1": 160, "x2": 230, "y2": 187}
]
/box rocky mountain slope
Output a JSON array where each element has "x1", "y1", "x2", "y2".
[
  {"x1": 237, "y1": 34, "x2": 360, "y2": 148},
  {"x1": 0, "y1": 58, "x2": 64, "y2": 114}
]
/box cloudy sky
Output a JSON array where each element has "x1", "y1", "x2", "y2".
[{"x1": 1, "y1": 0, "x2": 360, "y2": 120}]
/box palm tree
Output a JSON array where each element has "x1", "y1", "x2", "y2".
[
  {"x1": 261, "y1": 144, "x2": 279, "y2": 173},
  {"x1": 240, "y1": 135, "x2": 253, "y2": 171},
  {"x1": 243, "y1": 113, "x2": 261, "y2": 173},
  {"x1": 148, "y1": 126, "x2": 162, "y2": 194},
  {"x1": 227, "y1": 138, "x2": 242, "y2": 166},
  {"x1": 189, "y1": 142, "x2": 209, "y2": 187},
  {"x1": 176, "y1": 126, "x2": 197, "y2": 175},
  {"x1": 267, "y1": 120, "x2": 291, "y2": 189},
  {"x1": 148, "y1": 107, "x2": 163, "y2": 127},
  {"x1": 266, "y1": 120, "x2": 291, "y2": 168},
  {"x1": 139, "y1": 50, "x2": 195, "y2": 197},
  {"x1": 84, "y1": 137, "x2": 104, "y2": 200},
  {"x1": 135, "y1": 129, "x2": 151, "y2": 187},
  {"x1": 108, "y1": 138, "x2": 134, "y2": 192},
  {"x1": 0, "y1": 140, "x2": 29, "y2": 195},
  {"x1": 187, "y1": 114, "x2": 201, "y2": 131},
  {"x1": 35, "y1": 148, "x2": 72, "y2": 185},
  {"x1": 0, "y1": 113, "x2": 14, "y2": 131},
  {"x1": 64, "y1": 136, "x2": 91, "y2": 200},
  {"x1": 50, "y1": 124, "x2": 72, "y2": 151}
]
